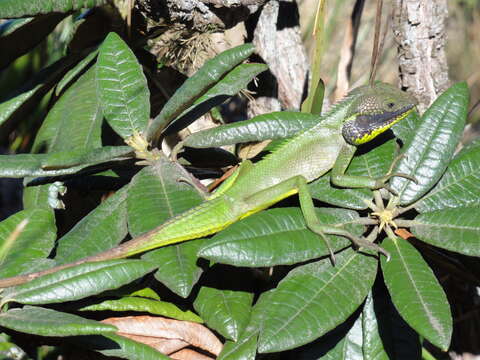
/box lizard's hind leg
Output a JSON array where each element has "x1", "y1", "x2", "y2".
[{"x1": 243, "y1": 175, "x2": 388, "y2": 264}]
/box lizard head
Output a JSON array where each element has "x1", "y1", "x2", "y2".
[{"x1": 342, "y1": 82, "x2": 418, "y2": 145}]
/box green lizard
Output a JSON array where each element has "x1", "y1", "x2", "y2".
[{"x1": 0, "y1": 82, "x2": 417, "y2": 288}]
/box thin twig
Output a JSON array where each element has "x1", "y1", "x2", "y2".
[{"x1": 369, "y1": 0, "x2": 383, "y2": 86}]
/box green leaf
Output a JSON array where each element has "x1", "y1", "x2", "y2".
[
  {"x1": 414, "y1": 143, "x2": 480, "y2": 212},
  {"x1": 390, "y1": 82, "x2": 469, "y2": 205},
  {"x1": 254, "y1": 248, "x2": 378, "y2": 353},
  {"x1": 199, "y1": 208, "x2": 361, "y2": 267},
  {"x1": 146, "y1": 43, "x2": 255, "y2": 139},
  {"x1": 194, "y1": 287, "x2": 253, "y2": 341},
  {"x1": 0, "y1": 0, "x2": 107, "y2": 18},
  {"x1": 81, "y1": 296, "x2": 202, "y2": 323},
  {"x1": 128, "y1": 159, "x2": 205, "y2": 297},
  {"x1": 96, "y1": 32, "x2": 150, "y2": 139},
  {"x1": 391, "y1": 110, "x2": 421, "y2": 145},
  {"x1": 56, "y1": 49, "x2": 99, "y2": 96},
  {"x1": 83, "y1": 333, "x2": 170, "y2": 360},
  {"x1": 164, "y1": 63, "x2": 268, "y2": 134},
  {"x1": 54, "y1": 186, "x2": 128, "y2": 264},
  {"x1": 381, "y1": 237, "x2": 452, "y2": 350},
  {"x1": 309, "y1": 177, "x2": 372, "y2": 210},
  {"x1": 0, "y1": 146, "x2": 133, "y2": 178},
  {"x1": 0, "y1": 14, "x2": 67, "y2": 69},
  {"x1": 33, "y1": 66, "x2": 103, "y2": 153},
  {"x1": 0, "y1": 17, "x2": 32, "y2": 35},
  {"x1": 320, "y1": 314, "x2": 363, "y2": 360},
  {"x1": 310, "y1": 78, "x2": 325, "y2": 115},
  {"x1": 0, "y1": 209, "x2": 56, "y2": 278},
  {"x1": 143, "y1": 239, "x2": 205, "y2": 298},
  {"x1": 0, "y1": 306, "x2": 116, "y2": 336},
  {"x1": 362, "y1": 292, "x2": 389, "y2": 360},
  {"x1": 129, "y1": 287, "x2": 161, "y2": 300},
  {"x1": 348, "y1": 139, "x2": 397, "y2": 178},
  {"x1": 182, "y1": 112, "x2": 319, "y2": 149},
  {"x1": 1, "y1": 259, "x2": 156, "y2": 305},
  {"x1": 127, "y1": 160, "x2": 203, "y2": 237},
  {"x1": 23, "y1": 183, "x2": 52, "y2": 210},
  {"x1": 411, "y1": 207, "x2": 480, "y2": 256},
  {"x1": 218, "y1": 326, "x2": 258, "y2": 360}
]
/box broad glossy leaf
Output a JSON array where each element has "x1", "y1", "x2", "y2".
[
  {"x1": 390, "y1": 82, "x2": 469, "y2": 205},
  {"x1": 2, "y1": 259, "x2": 156, "y2": 305},
  {"x1": 194, "y1": 287, "x2": 253, "y2": 341},
  {"x1": 0, "y1": 306, "x2": 116, "y2": 336},
  {"x1": 199, "y1": 208, "x2": 361, "y2": 267},
  {"x1": 309, "y1": 140, "x2": 396, "y2": 210},
  {"x1": 127, "y1": 160, "x2": 203, "y2": 237},
  {"x1": 0, "y1": 0, "x2": 107, "y2": 18},
  {"x1": 411, "y1": 207, "x2": 480, "y2": 256},
  {"x1": 84, "y1": 333, "x2": 170, "y2": 360},
  {"x1": 96, "y1": 32, "x2": 150, "y2": 139},
  {"x1": 254, "y1": 248, "x2": 378, "y2": 353},
  {"x1": 54, "y1": 186, "x2": 128, "y2": 264},
  {"x1": 0, "y1": 146, "x2": 133, "y2": 178},
  {"x1": 33, "y1": 66, "x2": 102, "y2": 153},
  {"x1": 0, "y1": 209, "x2": 56, "y2": 278},
  {"x1": 81, "y1": 296, "x2": 202, "y2": 323},
  {"x1": 0, "y1": 14, "x2": 67, "y2": 69},
  {"x1": 165, "y1": 63, "x2": 268, "y2": 134},
  {"x1": 142, "y1": 239, "x2": 205, "y2": 298},
  {"x1": 414, "y1": 144, "x2": 480, "y2": 212},
  {"x1": 182, "y1": 112, "x2": 319, "y2": 149},
  {"x1": 381, "y1": 237, "x2": 452, "y2": 350},
  {"x1": 147, "y1": 44, "x2": 255, "y2": 139}
]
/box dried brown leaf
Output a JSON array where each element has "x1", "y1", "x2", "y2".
[
  {"x1": 170, "y1": 348, "x2": 215, "y2": 360},
  {"x1": 102, "y1": 316, "x2": 223, "y2": 356}
]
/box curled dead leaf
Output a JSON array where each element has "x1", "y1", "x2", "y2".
[
  {"x1": 170, "y1": 348, "x2": 215, "y2": 360},
  {"x1": 102, "y1": 315, "x2": 223, "y2": 357}
]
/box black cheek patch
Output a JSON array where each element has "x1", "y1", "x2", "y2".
[{"x1": 342, "y1": 105, "x2": 413, "y2": 145}]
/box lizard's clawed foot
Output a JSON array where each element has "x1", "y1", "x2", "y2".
[
  {"x1": 350, "y1": 235, "x2": 391, "y2": 261},
  {"x1": 318, "y1": 232, "x2": 336, "y2": 265},
  {"x1": 374, "y1": 172, "x2": 418, "y2": 195}
]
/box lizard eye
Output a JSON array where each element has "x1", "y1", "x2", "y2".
[{"x1": 387, "y1": 102, "x2": 395, "y2": 109}]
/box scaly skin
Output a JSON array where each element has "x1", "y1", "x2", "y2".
[{"x1": 0, "y1": 83, "x2": 417, "y2": 288}]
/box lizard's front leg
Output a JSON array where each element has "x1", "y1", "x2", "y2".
[
  {"x1": 243, "y1": 175, "x2": 389, "y2": 264},
  {"x1": 331, "y1": 144, "x2": 415, "y2": 194}
]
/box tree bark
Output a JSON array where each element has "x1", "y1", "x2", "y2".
[
  {"x1": 249, "y1": 0, "x2": 309, "y2": 111},
  {"x1": 392, "y1": 0, "x2": 450, "y2": 113}
]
